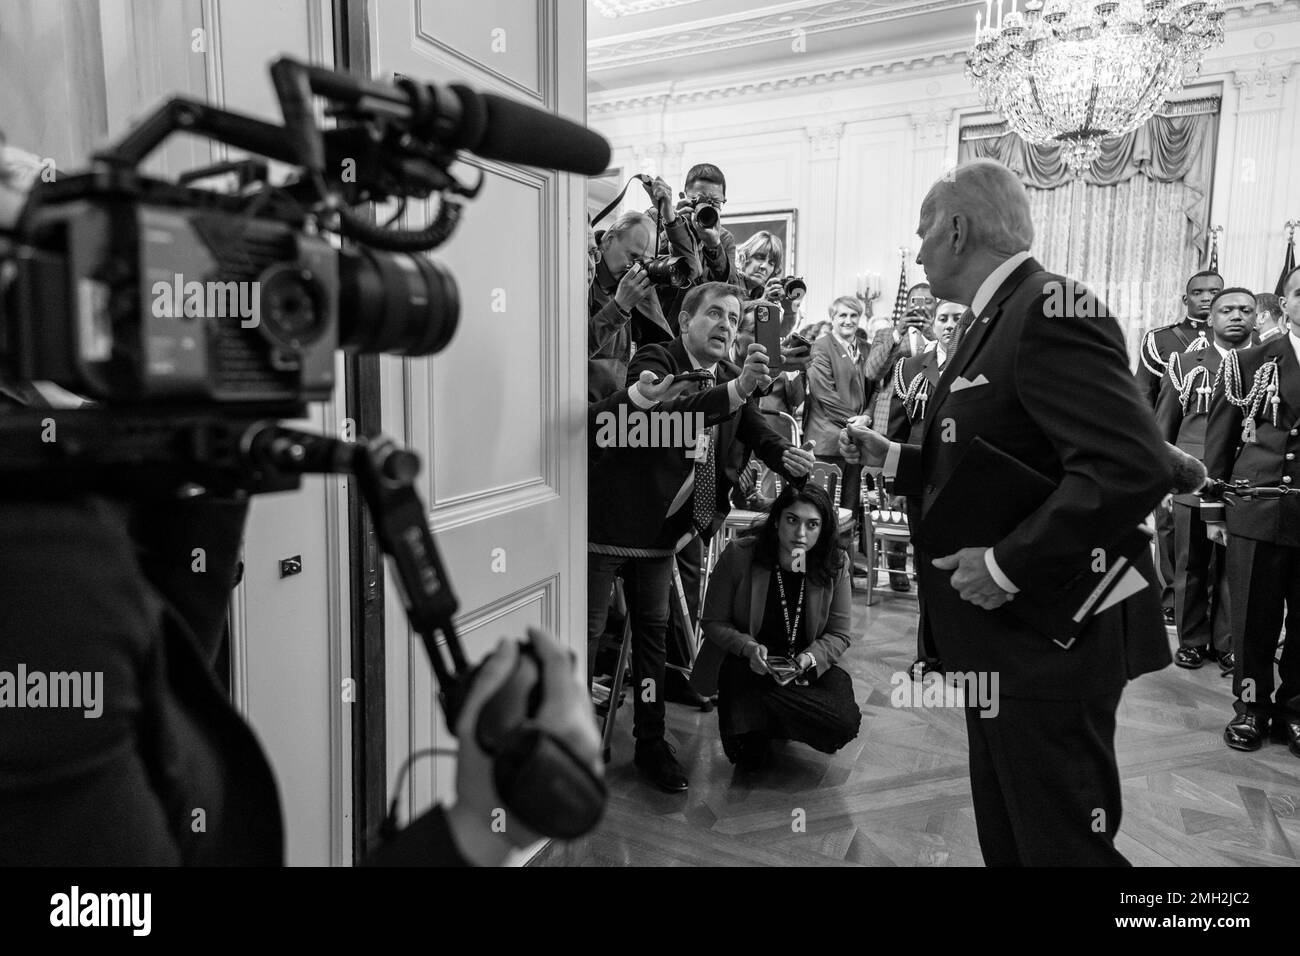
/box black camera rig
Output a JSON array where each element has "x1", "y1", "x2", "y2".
[{"x1": 0, "y1": 57, "x2": 610, "y2": 839}]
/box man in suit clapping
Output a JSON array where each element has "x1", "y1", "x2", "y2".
[{"x1": 839, "y1": 159, "x2": 1172, "y2": 866}]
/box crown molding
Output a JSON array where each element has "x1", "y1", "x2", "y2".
[{"x1": 590, "y1": 43, "x2": 972, "y2": 116}]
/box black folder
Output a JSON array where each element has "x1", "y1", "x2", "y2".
[{"x1": 916, "y1": 437, "x2": 1152, "y2": 649}]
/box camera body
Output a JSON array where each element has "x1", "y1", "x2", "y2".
[
  {"x1": 3, "y1": 167, "x2": 456, "y2": 415},
  {"x1": 640, "y1": 254, "x2": 692, "y2": 288}
]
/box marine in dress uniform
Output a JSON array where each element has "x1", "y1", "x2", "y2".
[
  {"x1": 1203, "y1": 277, "x2": 1300, "y2": 757},
  {"x1": 1137, "y1": 270, "x2": 1224, "y2": 623},
  {"x1": 1153, "y1": 289, "x2": 1255, "y2": 673}
]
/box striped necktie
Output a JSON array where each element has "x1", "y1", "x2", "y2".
[{"x1": 691, "y1": 371, "x2": 717, "y2": 535}]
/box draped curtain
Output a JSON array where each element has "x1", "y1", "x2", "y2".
[{"x1": 959, "y1": 109, "x2": 1218, "y2": 361}]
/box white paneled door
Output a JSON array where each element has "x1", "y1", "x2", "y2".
[{"x1": 370, "y1": 1, "x2": 589, "y2": 844}]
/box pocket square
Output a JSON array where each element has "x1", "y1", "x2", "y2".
[{"x1": 950, "y1": 373, "x2": 990, "y2": 393}]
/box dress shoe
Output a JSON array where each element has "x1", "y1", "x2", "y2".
[
  {"x1": 1223, "y1": 713, "x2": 1270, "y2": 752},
  {"x1": 634, "y1": 738, "x2": 688, "y2": 792},
  {"x1": 889, "y1": 575, "x2": 912, "y2": 592},
  {"x1": 1272, "y1": 716, "x2": 1300, "y2": 757},
  {"x1": 1175, "y1": 645, "x2": 1211, "y2": 669},
  {"x1": 1217, "y1": 651, "x2": 1235, "y2": 676}
]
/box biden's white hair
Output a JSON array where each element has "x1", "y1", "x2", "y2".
[{"x1": 922, "y1": 159, "x2": 1033, "y2": 257}]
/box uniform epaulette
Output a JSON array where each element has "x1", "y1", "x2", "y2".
[{"x1": 1140, "y1": 326, "x2": 1173, "y2": 376}]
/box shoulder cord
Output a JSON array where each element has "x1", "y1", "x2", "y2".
[
  {"x1": 1140, "y1": 330, "x2": 1168, "y2": 377},
  {"x1": 892, "y1": 358, "x2": 930, "y2": 420},
  {"x1": 1168, "y1": 353, "x2": 1214, "y2": 415},
  {"x1": 1221, "y1": 350, "x2": 1281, "y2": 427}
]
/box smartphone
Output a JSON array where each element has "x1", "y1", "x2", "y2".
[
  {"x1": 765, "y1": 655, "x2": 799, "y2": 686},
  {"x1": 754, "y1": 303, "x2": 783, "y2": 373},
  {"x1": 671, "y1": 369, "x2": 715, "y2": 387}
]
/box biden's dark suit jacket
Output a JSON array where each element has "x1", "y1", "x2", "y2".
[{"x1": 891, "y1": 258, "x2": 1173, "y2": 699}]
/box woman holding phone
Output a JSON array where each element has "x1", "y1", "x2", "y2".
[{"x1": 690, "y1": 484, "x2": 861, "y2": 770}]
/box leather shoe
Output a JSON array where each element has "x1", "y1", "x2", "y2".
[
  {"x1": 1224, "y1": 713, "x2": 1270, "y2": 752},
  {"x1": 889, "y1": 575, "x2": 912, "y2": 592},
  {"x1": 634, "y1": 738, "x2": 688, "y2": 792},
  {"x1": 1175, "y1": 645, "x2": 1211, "y2": 669},
  {"x1": 1218, "y1": 651, "x2": 1235, "y2": 676},
  {"x1": 1272, "y1": 716, "x2": 1300, "y2": 757}
]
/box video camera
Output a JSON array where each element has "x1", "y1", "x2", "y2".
[
  {"x1": 0, "y1": 57, "x2": 609, "y2": 840},
  {"x1": 1, "y1": 57, "x2": 605, "y2": 414}
]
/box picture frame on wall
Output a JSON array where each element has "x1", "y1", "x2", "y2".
[{"x1": 724, "y1": 209, "x2": 798, "y2": 274}]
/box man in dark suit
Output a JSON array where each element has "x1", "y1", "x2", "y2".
[
  {"x1": 805, "y1": 295, "x2": 871, "y2": 517},
  {"x1": 1137, "y1": 270, "x2": 1224, "y2": 623},
  {"x1": 841, "y1": 159, "x2": 1172, "y2": 866},
  {"x1": 1203, "y1": 270, "x2": 1300, "y2": 757},
  {"x1": 1154, "y1": 288, "x2": 1255, "y2": 673},
  {"x1": 885, "y1": 300, "x2": 965, "y2": 675},
  {"x1": 587, "y1": 282, "x2": 814, "y2": 791}
]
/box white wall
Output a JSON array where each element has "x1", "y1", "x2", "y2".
[{"x1": 590, "y1": 9, "x2": 1300, "y2": 339}]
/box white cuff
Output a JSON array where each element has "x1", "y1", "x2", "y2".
[
  {"x1": 985, "y1": 548, "x2": 1019, "y2": 594},
  {"x1": 627, "y1": 382, "x2": 656, "y2": 410},
  {"x1": 727, "y1": 379, "x2": 747, "y2": 410},
  {"x1": 883, "y1": 441, "x2": 902, "y2": 478}
]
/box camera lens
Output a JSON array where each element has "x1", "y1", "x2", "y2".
[
  {"x1": 339, "y1": 247, "x2": 459, "y2": 356},
  {"x1": 693, "y1": 204, "x2": 719, "y2": 230},
  {"x1": 257, "y1": 264, "x2": 328, "y2": 349},
  {"x1": 783, "y1": 277, "x2": 807, "y2": 301},
  {"x1": 643, "y1": 255, "x2": 692, "y2": 289}
]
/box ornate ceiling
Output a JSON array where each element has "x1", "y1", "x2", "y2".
[{"x1": 587, "y1": 0, "x2": 1300, "y2": 97}]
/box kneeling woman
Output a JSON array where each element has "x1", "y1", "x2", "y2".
[{"x1": 691, "y1": 484, "x2": 861, "y2": 769}]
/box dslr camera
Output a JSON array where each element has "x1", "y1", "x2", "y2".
[
  {"x1": 629, "y1": 173, "x2": 692, "y2": 289},
  {"x1": 782, "y1": 276, "x2": 807, "y2": 303}
]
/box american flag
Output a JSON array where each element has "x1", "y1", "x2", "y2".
[
  {"x1": 891, "y1": 252, "x2": 909, "y2": 321},
  {"x1": 1276, "y1": 230, "x2": 1296, "y2": 297}
]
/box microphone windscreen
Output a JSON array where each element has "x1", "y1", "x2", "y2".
[
  {"x1": 475, "y1": 93, "x2": 611, "y2": 175},
  {"x1": 1166, "y1": 442, "x2": 1208, "y2": 495}
]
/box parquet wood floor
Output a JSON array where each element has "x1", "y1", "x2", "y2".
[{"x1": 534, "y1": 584, "x2": 1300, "y2": 867}]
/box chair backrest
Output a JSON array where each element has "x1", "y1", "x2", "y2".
[
  {"x1": 757, "y1": 466, "x2": 784, "y2": 502},
  {"x1": 761, "y1": 409, "x2": 800, "y2": 447},
  {"x1": 809, "y1": 460, "x2": 842, "y2": 510}
]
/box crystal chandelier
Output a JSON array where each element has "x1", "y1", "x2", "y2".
[{"x1": 966, "y1": 0, "x2": 1225, "y2": 174}]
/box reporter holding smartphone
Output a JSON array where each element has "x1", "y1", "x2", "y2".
[{"x1": 691, "y1": 484, "x2": 860, "y2": 771}]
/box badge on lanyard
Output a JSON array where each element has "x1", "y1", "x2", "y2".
[
  {"x1": 1242, "y1": 417, "x2": 1257, "y2": 444},
  {"x1": 689, "y1": 431, "x2": 710, "y2": 461}
]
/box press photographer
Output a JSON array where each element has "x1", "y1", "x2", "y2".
[
  {"x1": 588, "y1": 173, "x2": 700, "y2": 402},
  {"x1": 0, "y1": 60, "x2": 610, "y2": 865},
  {"x1": 676, "y1": 163, "x2": 734, "y2": 285}
]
